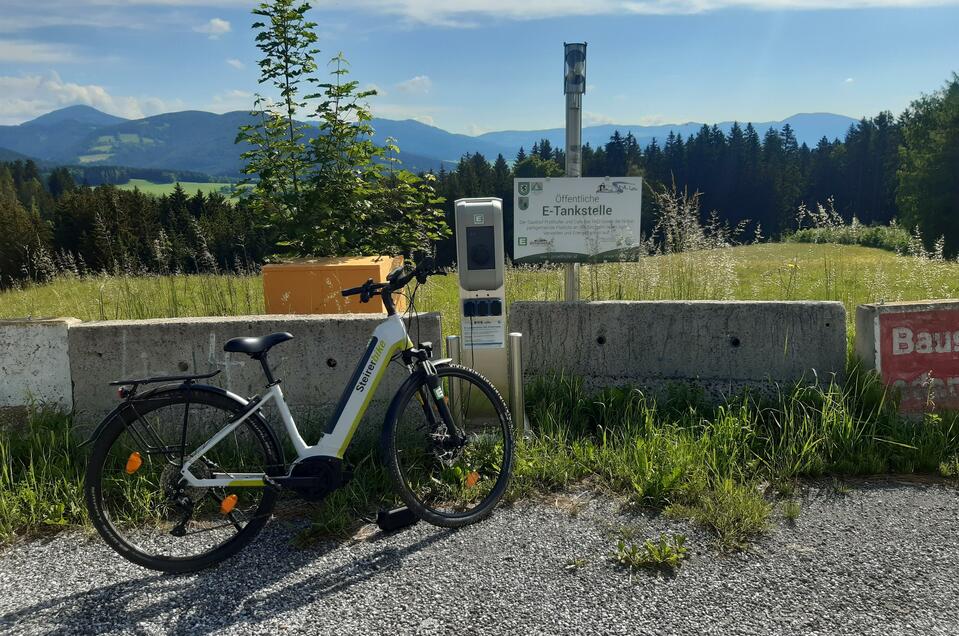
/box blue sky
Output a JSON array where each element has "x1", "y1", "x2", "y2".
[{"x1": 1, "y1": 1, "x2": 957, "y2": 133}]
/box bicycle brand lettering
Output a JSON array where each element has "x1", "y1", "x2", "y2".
[{"x1": 355, "y1": 340, "x2": 387, "y2": 392}]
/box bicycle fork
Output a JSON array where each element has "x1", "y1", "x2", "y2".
[{"x1": 417, "y1": 361, "x2": 463, "y2": 447}]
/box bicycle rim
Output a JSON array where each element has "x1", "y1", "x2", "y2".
[{"x1": 388, "y1": 365, "x2": 513, "y2": 524}]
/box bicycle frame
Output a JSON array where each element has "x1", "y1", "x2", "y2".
[{"x1": 179, "y1": 313, "x2": 414, "y2": 488}]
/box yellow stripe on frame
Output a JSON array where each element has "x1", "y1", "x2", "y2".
[
  {"x1": 227, "y1": 479, "x2": 266, "y2": 487},
  {"x1": 336, "y1": 341, "x2": 406, "y2": 457}
]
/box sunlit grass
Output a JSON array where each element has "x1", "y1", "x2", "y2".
[{"x1": 5, "y1": 244, "x2": 955, "y2": 338}]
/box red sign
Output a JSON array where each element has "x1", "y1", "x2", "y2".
[{"x1": 878, "y1": 309, "x2": 959, "y2": 411}]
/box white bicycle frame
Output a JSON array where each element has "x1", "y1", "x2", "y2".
[{"x1": 179, "y1": 313, "x2": 414, "y2": 488}]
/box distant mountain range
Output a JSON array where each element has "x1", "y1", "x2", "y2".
[{"x1": 0, "y1": 105, "x2": 859, "y2": 179}]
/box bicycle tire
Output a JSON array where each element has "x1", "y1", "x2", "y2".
[
  {"x1": 85, "y1": 386, "x2": 282, "y2": 573},
  {"x1": 382, "y1": 363, "x2": 514, "y2": 528}
]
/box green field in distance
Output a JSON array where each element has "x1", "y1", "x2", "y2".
[{"x1": 116, "y1": 179, "x2": 239, "y2": 199}]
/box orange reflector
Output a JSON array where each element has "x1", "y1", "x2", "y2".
[
  {"x1": 125, "y1": 452, "x2": 142, "y2": 475},
  {"x1": 465, "y1": 471, "x2": 480, "y2": 488},
  {"x1": 220, "y1": 494, "x2": 238, "y2": 515}
]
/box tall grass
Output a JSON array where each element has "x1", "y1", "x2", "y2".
[
  {"x1": 0, "y1": 409, "x2": 87, "y2": 543},
  {"x1": 3, "y1": 367, "x2": 958, "y2": 549},
  {"x1": 512, "y1": 369, "x2": 959, "y2": 549},
  {"x1": 1, "y1": 272, "x2": 264, "y2": 321}
]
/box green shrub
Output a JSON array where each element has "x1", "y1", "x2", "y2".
[{"x1": 787, "y1": 221, "x2": 912, "y2": 253}]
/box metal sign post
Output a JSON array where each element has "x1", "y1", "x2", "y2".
[{"x1": 564, "y1": 42, "x2": 586, "y2": 302}]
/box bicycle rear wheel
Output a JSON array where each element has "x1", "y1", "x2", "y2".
[
  {"x1": 382, "y1": 364, "x2": 514, "y2": 527},
  {"x1": 85, "y1": 387, "x2": 282, "y2": 573}
]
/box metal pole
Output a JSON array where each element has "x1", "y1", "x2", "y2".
[
  {"x1": 564, "y1": 47, "x2": 584, "y2": 302},
  {"x1": 508, "y1": 332, "x2": 529, "y2": 438},
  {"x1": 446, "y1": 335, "x2": 461, "y2": 426},
  {"x1": 446, "y1": 334, "x2": 460, "y2": 365}
]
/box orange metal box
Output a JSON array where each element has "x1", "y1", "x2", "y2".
[{"x1": 262, "y1": 256, "x2": 406, "y2": 315}]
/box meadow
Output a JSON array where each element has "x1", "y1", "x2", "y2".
[
  {"x1": 3, "y1": 241, "x2": 959, "y2": 551},
  {"x1": 3, "y1": 243, "x2": 958, "y2": 335},
  {"x1": 115, "y1": 179, "x2": 239, "y2": 199}
]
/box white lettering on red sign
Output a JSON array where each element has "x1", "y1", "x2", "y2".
[
  {"x1": 891, "y1": 327, "x2": 959, "y2": 355},
  {"x1": 878, "y1": 309, "x2": 959, "y2": 411}
]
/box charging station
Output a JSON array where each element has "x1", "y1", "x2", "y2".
[{"x1": 453, "y1": 197, "x2": 508, "y2": 393}]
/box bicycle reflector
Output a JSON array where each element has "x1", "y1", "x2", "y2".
[
  {"x1": 220, "y1": 494, "x2": 238, "y2": 515},
  {"x1": 466, "y1": 471, "x2": 480, "y2": 488},
  {"x1": 125, "y1": 452, "x2": 142, "y2": 474}
]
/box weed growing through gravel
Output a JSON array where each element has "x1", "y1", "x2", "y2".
[
  {"x1": 832, "y1": 479, "x2": 852, "y2": 496},
  {"x1": 666, "y1": 480, "x2": 771, "y2": 551},
  {"x1": 782, "y1": 499, "x2": 802, "y2": 522},
  {"x1": 938, "y1": 455, "x2": 959, "y2": 479},
  {"x1": 565, "y1": 556, "x2": 588, "y2": 571},
  {"x1": 613, "y1": 533, "x2": 688, "y2": 572}
]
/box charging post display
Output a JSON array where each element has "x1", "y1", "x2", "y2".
[{"x1": 453, "y1": 197, "x2": 508, "y2": 392}]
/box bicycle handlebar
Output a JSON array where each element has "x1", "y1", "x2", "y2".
[{"x1": 341, "y1": 258, "x2": 445, "y2": 303}]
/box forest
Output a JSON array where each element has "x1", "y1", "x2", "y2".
[{"x1": 1, "y1": 74, "x2": 956, "y2": 288}]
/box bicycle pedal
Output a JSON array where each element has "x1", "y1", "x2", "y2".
[{"x1": 376, "y1": 506, "x2": 419, "y2": 532}]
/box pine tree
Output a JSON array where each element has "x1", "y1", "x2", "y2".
[{"x1": 898, "y1": 74, "x2": 959, "y2": 255}]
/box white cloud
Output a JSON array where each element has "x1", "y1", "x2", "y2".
[
  {"x1": 307, "y1": 0, "x2": 959, "y2": 25},
  {"x1": 844, "y1": 77, "x2": 855, "y2": 83},
  {"x1": 194, "y1": 17, "x2": 231, "y2": 38},
  {"x1": 3, "y1": 0, "x2": 956, "y2": 33},
  {"x1": 226, "y1": 58, "x2": 244, "y2": 70},
  {"x1": 0, "y1": 72, "x2": 175, "y2": 124},
  {"x1": 370, "y1": 101, "x2": 443, "y2": 122},
  {"x1": 467, "y1": 123, "x2": 492, "y2": 136},
  {"x1": 635, "y1": 114, "x2": 670, "y2": 125},
  {"x1": 207, "y1": 89, "x2": 253, "y2": 112},
  {"x1": 396, "y1": 75, "x2": 432, "y2": 94},
  {"x1": 584, "y1": 111, "x2": 616, "y2": 125},
  {"x1": 0, "y1": 39, "x2": 81, "y2": 63}
]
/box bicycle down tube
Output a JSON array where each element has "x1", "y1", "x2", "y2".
[{"x1": 179, "y1": 313, "x2": 413, "y2": 489}]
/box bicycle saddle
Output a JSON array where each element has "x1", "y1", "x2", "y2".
[{"x1": 223, "y1": 332, "x2": 293, "y2": 356}]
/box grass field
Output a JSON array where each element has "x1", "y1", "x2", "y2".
[
  {"x1": 3, "y1": 241, "x2": 959, "y2": 550},
  {"x1": 115, "y1": 179, "x2": 239, "y2": 199},
  {"x1": 3, "y1": 243, "x2": 958, "y2": 335}
]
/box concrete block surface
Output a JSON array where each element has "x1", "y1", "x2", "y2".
[
  {"x1": 510, "y1": 301, "x2": 846, "y2": 396},
  {"x1": 0, "y1": 318, "x2": 79, "y2": 415},
  {"x1": 68, "y1": 314, "x2": 442, "y2": 438}
]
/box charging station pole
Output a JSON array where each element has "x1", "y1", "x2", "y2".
[{"x1": 564, "y1": 42, "x2": 587, "y2": 302}]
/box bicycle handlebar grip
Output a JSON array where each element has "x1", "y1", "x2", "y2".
[{"x1": 342, "y1": 278, "x2": 375, "y2": 298}]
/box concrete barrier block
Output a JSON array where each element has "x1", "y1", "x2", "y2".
[
  {"x1": 510, "y1": 301, "x2": 846, "y2": 396},
  {"x1": 856, "y1": 300, "x2": 959, "y2": 411},
  {"x1": 0, "y1": 318, "x2": 78, "y2": 420},
  {"x1": 68, "y1": 314, "x2": 442, "y2": 440}
]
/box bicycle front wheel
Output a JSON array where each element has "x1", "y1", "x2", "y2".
[
  {"x1": 382, "y1": 364, "x2": 514, "y2": 527},
  {"x1": 84, "y1": 387, "x2": 282, "y2": 573}
]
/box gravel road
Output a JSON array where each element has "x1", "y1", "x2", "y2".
[{"x1": 1, "y1": 477, "x2": 958, "y2": 635}]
